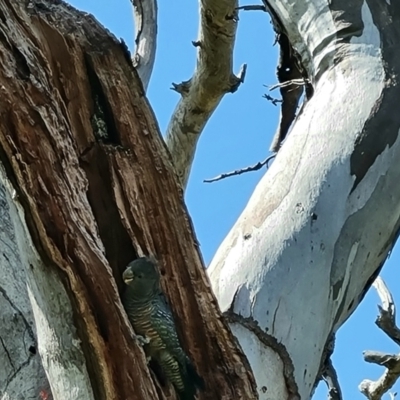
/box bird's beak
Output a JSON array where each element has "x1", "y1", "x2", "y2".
[{"x1": 123, "y1": 270, "x2": 134, "y2": 284}]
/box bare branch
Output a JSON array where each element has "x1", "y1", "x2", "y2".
[
  {"x1": 236, "y1": 5, "x2": 267, "y2": 12},
  {"x1": 313, "y1": 334, "x2": 342, "y2": 400},
  {"x1": 359, "y1": 355, "x2": 400, "y2": 400},
  {"x1": 373, "y1": 276, "x2": 400, "y2": 346},
  {"x1": 204, "y1": 154, "x2": 275, "y2": 183},
  {"x1": 359, "y1": 277, "x2": 400, "y2": 399},
  {"x1": 364, "y1": 351, "x2": 400, "y2": 368},
  {"x1": 322, "y1": 360, "x2": 343, "y2": 400},
  {"x1": 268, "y1": 78, "x2": 309, "y2": 91},
  {"x1": 131, "y1": 0, "x2": 157, "y2": 91},
  {"x1": 263, "y1": 93, "x2": 282, "y2": 106},
  {"x1": 165, "y1": 0, "x2": 245, "y2": 188}
]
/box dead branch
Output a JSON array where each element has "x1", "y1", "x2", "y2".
[
  {"x1": 165, "y1": 0, "x2": 246, "y2": 188},
  {"x1": 236, "y1": 5, "x2": 267, "y2": 12},
  {"x1": 374, "y1": 276, "x2": 400, "y2": 346},
  {"x1": 359, "y1": 277, "x2": 400, "y2": 400},
  {"x1": 130, "y1": 0, "x2": 157, "y2": 91},
  {"x1": 322, "y1": 360, "x2": 343, "y2": 400},
  {"x1": 204, "y1": 154, "x2": 275, "y2": 183},
  {"x1": 268, "y1": 79, "x2": 309, "y2": 91}
]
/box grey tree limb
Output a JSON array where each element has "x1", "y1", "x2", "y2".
[
  {"x1": 359, "y1": 353, "x2": 400, "y2": 400},
  {"x1": 0, "y1": 168, "x2": 94, "y2": 400},
  {"x1": 314, "y1": 334, "x2": 342, "y2": 400},
  {"x1": 208, "y1": 1, "x2": 400, "y2": 398},
  {"x1": 130, "y1": 0, "x2": 157, "y2": 91},
  {"x1": 0, "y1": 184, "x2": 49, "y2": 400},
  {"x1": 322, "y1": 360, "x2": 342, "y2": 400},
  {"x1": 165, "y1": 0, "x2": 246, "y2": 188},
  {"x1": 359, "y1": 277, "x2": 400, "y2": 400},
  {"x1": 373, "y1": 276, "x2": 400, "y2": 346}
]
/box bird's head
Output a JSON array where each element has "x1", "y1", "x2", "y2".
[{"x1": 123, "y1": 257, "x2": 160, "y2": 298}]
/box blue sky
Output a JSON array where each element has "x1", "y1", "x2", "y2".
[{"x1": 68, "y1": 1, "x2": 400, "y2": 398}]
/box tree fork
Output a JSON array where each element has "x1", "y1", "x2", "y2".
[{"x1": 0, "y1": 1, "x2": 257, "y2": 399}]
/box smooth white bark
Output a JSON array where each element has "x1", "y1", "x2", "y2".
[
  {"x1": 209, "y1": 2, "x2": 398, "y2": 399},
  {"x1": 131, "y1": 0, "x2": 157, "y2": 91}
]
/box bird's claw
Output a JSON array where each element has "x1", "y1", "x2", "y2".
[{"x1": 134, "y1": 334, "x2": 150, "y2": 346}]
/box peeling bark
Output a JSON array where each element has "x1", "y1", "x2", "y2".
[
  {"x1": 0, "y1": 172, "x2": 94, "y2": 400},
  {"x1": 0, "y1": 1, "x2": 257, "y2": 399}
]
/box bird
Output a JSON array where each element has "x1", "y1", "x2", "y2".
[{"x1": 122, "y1": 256, "x2": 204, "y2": 400}]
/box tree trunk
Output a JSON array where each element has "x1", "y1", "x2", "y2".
[
  {"x1": 209, "y1": 0, "x2": 400, "y2": 399},
  {"x1": 0, "y1": 1, "x2": 256, "y2": 399}
]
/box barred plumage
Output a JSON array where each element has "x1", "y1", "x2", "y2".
[{"x1": 122, "y1": 257, "x2": 204, "y2": 400}]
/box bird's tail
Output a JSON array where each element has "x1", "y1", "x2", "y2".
[{"x1": 179, "y1": 359, "x2": 205, "y2": 400}]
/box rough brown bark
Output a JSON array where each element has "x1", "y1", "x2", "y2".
[{"x1": 0, "y1": 0, "x2": 257, "y2": 399}]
